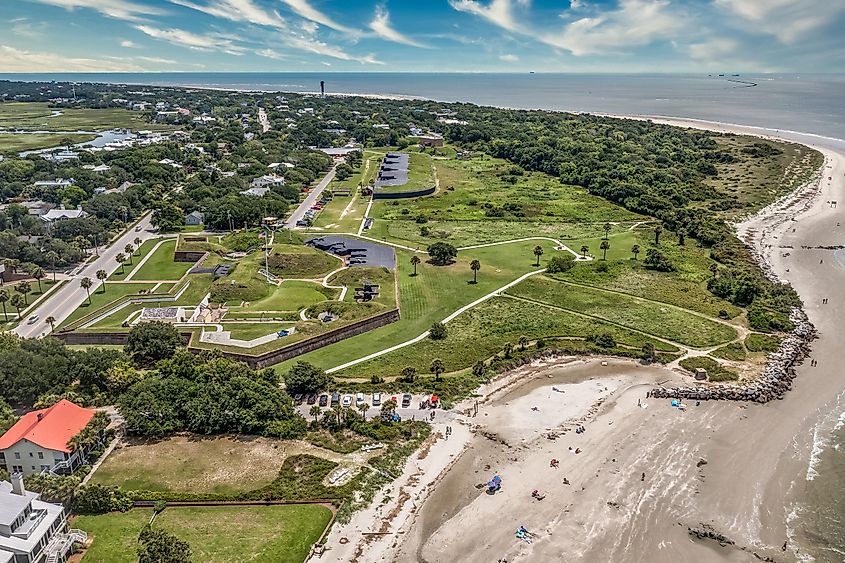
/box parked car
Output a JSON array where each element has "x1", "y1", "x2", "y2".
[
  {"x1": 135, "y1": 226, "x2": 142, "y2": 232},
  {"x1": 293, "y1": 393, "x2": 304, "y2": 405},
  {"x1": 331, "y1": 392, "x2": 340, "y2": 407},
  {"x1": 306, "y1": 393, "x2": 317, "y2": 405},
  {"x1": 319, "y1": 394, "x2": 328, "y2": 407},
  {"x1": 401, "y1": 394, "x2": 412, "y2": 408},
  {"x1": 342, "y1": 395, "x2": 353, "y2": 407},
  {"x1": 26, "y1": 315, "x2": 39, "y2": 325},
  {"x1": 356, "y1": 392, "x2": 364, "y2": 405},
  {"x1": 372, "y1": 393, "x2": 381, "y2": 407}
]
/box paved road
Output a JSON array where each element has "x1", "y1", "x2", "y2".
[
  {"x1": 257, "y1": 107, "x2": 270, "y2": 133},
  {"x1": 13, "y1": 212, "x2": 157, "y2": 338},
  {"x1": 285, "y1": 165, "x2": 336, "y2": 229}
]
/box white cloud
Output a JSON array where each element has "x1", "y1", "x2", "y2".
[
  {"x1": 546, "y1": 0, "x2": 683, "y2": 55},
  {"x1": 26, "y1": 0, "x2": 163, "y2": 22},
  {"x1": 0, "y1": 44, "x2": 143, "y2": 71},
  {"x1": 10, "y1": 20, "x2": 48, "y2": 40},
  {"x1": 714, "y1": 0, "x2": 845, "y2": 43},
  {"x1": 284, "y1": 34, "x2": 382, "y2": 64},
  {"x1": 257, "y1": 48, "x2": 286, "y2": 60},
  {"x1": 135, "y1": 25, "x2": 247, "y2": 55},
  {"x1": 688, "y1": 37, "x2": 738, "y2": 61},
  {"x1": 135, "y1": 55, "x2": 179, "y2": 64},
  {"x1": 169, "y1": 0, "x2": 286, "y2": 29},
  {"x1": 120, "y1": 39, "x2": 137, "y2": 48},
  {"x1": 281, "y1": 0, "x2": 355, "y2": 33},
  {"x1": 499, "y1": 53, "x2": 519, "y2": 62},
  {"x1": 369, "y1": 6, "x2": 426, "y2": 48},
  {"x1": 449, "y1": 0, "x2": 524, "y2": 32},
  {"x1": 569, "y1": 0, "x2": 583, "y2": 8}
]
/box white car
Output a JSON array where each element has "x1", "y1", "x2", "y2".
[
  {"x1": 342, "y1": 395, "x2": 353, "y2": 407},
  {"x1": 372, "y1": 393, "x2": 381, "y2": 407},
  {"x1": 356, "y1": 392, "x2": 364, "y2": 405},
  {"x1": 26, "y1": 315, "x2": 39, "y2": 325}
]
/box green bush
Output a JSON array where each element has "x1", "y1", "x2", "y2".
[
  {"x1": 73, "y1": 483, "x2": 133, "y2": 514},
  {"x1": 546, "y1": 254, "x2": 575, "y2": 274},
  {"x1": 745, "y1": 333, "x2": 780, "y2": 352}
]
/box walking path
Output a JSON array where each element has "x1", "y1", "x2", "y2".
[{"x1": 326, "y1": 268, "x2": 547, "y2": 374}]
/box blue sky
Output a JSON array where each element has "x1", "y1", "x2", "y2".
[{"x1": 1, "y1": 0, "x2": 843, "y2": 72}]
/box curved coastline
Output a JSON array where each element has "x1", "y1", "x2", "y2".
[{"x1": 317, "y1": 115, "x2": 845, "y2": 563}]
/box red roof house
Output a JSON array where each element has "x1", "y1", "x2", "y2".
[{"x1": 0, "y1": 399, "x2": 95, "y2": 454}]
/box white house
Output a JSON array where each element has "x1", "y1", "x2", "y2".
[
  {"x1": 0, "y1": 400, "x2": 95, "y2": 477},
  {"x1": 39, "y1": 207, "x2": 88, "y2": 232},
  {"x1": 32, "y1": 179, "x2": 74, "y2": 190},
  {"x1": 250, "y1": 174, "x2": 285, "y2": 188},
  {"x1": 91, "y1": 165, "x2": 110, "y2": 174},
  {"x1": 0, "y1": 474, "x2": 85, "y2": 563},
  {"x1": 240, "y1": 187, "x2": 271, "y2": 197}
]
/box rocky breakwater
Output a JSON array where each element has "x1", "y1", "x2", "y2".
[{"x1": 652, "y1": 308, "x2": 816, "y2": 403}]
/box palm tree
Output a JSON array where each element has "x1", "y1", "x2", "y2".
[
  {"x1": 45, "y1": 316, "x2": 56, "y2": 332},
  {"x1": 15, "y1": 281, "x2": 31, "y2": 305},
  {"x1": 401, "y1": 366, "x2": 416, "y2": 383},
  {"x1": 709, "y1": 263, "x2": 718, "y2": 278},
  {"x1": 430, "y1": 358, "x2": 445, "y2": 382},
  {"x1": 381, "y1": 399, "x2": 397, "y2": 418},
  {"x1": 133, "y1": 237, "x2": 142, "y2": 253},
  {"x1": 80, "y1": 277, "x2": 93, "y2": 305},
  {"x1": 603, "y1": 222, "x2": 611, "y2": 239},
  {"x1": 470, "y1": 259, "x2": 481, "y2": 284},
  {"x1": 115, "y1": 253, "x2": 126, "y2": 274},
  {"x1": 580, "y1": 245, "x2": 589, "y2": 258},
  {"x1": 32, "y1": 267, "x2": 45, "y2": 294},
  {"x1": 331, "y1": 405, "x2": 344, "y2": 427},
  {"x1": 75, "y1": 236, "x2": 90, "y2": 255},
  {"x1": 10, "y1": 294, "x2": 24, "y2": 319},
  {"x1": 357, "y1": 402, "x2": 370, "y2": 421},
  {"x1": 503, "y1": 342, "x2": 513, "y2": 358},
  {"x1": 0, "y1": 289, "x2": 9, "y2": 322},
  {"x1": 533, "y1": 245, "x2": 543, "y2": 266},
  {"x1": 96, "y1": 269, "x2": 107, "y2": 292},
  {"x1": 45, "y1": 251, "x2": 59, "y2": 282},
  {"x1": 600, "y1": 239, "x2": 610, "y2": 260},
  {"x1": 309, "y1": 405, "x2": 321, "y2": 424},
  {"x1": 631, "y1": 244, "x2": 640, "y2": 260},
  {"x1": 124, "y1": 244, "x2": 134, "y2": 264},
  {"x1": 518, "y1": 335, "x2": 528, "y2": 350},
  {"x1": 654, "y1": 225, "x2": 663, "y2": 245},
  {"x1": 410, "y1": 254, "x2": 421, "y2": 276}
]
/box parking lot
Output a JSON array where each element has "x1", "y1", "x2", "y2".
[{"x1": 294, "y1": 392, "x2": 449, "y2": 422}]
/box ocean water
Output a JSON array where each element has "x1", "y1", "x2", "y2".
[
  {"x1": 3, "y1": 70, "x2": 845, "y2": 558},
  {"x1": 2, "y1": 72, "x2": 845, "y2": 140}
]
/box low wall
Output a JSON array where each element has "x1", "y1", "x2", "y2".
[
  {"x1": 193, "y1": 308, "x2": 401, "y2": 369},
  {"x1": 174, "y1": 250, "x2": 206, "y2": 263},
  {"x1": 373, "y1": 186, "x2": 435, "y2": 200},
  {"x1": 53, "y1": 331, "x2": 193, "y2": 346}
]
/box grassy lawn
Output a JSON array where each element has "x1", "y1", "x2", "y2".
[
  {"x1": 331, "y1": 295, "x2": 678, "y2": 379},
  {"x1": 0, "y1": 132, "x2": 96, "y2": 153},
  {"x1": 507, "y1": 275, "x2": 736, "y2": 347},
  {"x1": 91, "y1": 435, "x2": 294, "y2": 494},
  {"x1": 221, "y1": 323, "x2": 293, "y2": 340},
  {"x1": 129, "y1": 239, "x2": 195, "y2": 281},
  {"x1": 0, "y1": 102, "x2": 174, "y2": 132},
  {"x1": 237, "y1": 280, "x2": 336, "y2": 311},
  {"x1": 267, "y1": 244, "x2": 343, "y2": 278},
  {"x1": 273, "y1": 241, "x2": 572, "y2": 374},
  {"x1": 75, "y1": 504, "x2": 332, "y2": 563},
  {"x1": 109, "y1": 239, "x2": 159, "y2": 281},
  {"x1": 58, "y1": 283, "x2": 155, "y2": 329},
  {"x1": 309, "y1": 193, "x2": 368, "y2": 232}
]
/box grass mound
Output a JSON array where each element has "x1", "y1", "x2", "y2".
[
  {"x1": 267, "y1": 245, "x2": 341, "y2": 278},
  {"x1": 745, "y1": 333, "x2": 781, "y2": 352},
  {"x1": 711, "y1": 341, "x2": 747, "y2": 361},
  {"x1": 679, "y1": 356, "x2": 738, "y2": 382}
]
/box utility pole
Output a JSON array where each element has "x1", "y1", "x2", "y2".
[{"x1": 227, "y1": 210, "x2": 233, "y2": 232}]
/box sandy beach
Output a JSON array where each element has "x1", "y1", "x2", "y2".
[{"x1": 313, "y1": 117, "x2": 845, "y2": 563}]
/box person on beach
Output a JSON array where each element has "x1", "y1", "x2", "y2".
[{"x1": 550, "y1": 459, "x2": 559, "y2": 468}]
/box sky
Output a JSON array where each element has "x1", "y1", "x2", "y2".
[{"x1": 0, "y1": 0, "x2": 844, "y2": 73}]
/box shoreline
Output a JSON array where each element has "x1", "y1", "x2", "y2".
[{"x1": 313, "y1": 116, "x2": 845, "y2": 563}]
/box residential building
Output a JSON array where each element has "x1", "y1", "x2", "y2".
[
  {"x1": 32, "y1": 180, "x2": 74, "y2": 190},
  {"x1": 0, "y1": 400, "x2": 95, "y2": 477},
  {"x1": 417, "y1": 134, "x2": 444, "y2": 148},
  {"x1": 39, "y1": 208, "x2": 88, "y2": 232},
  {"x1": 184, "y1": 211, "x2": 204, "y2": 226},
  {"x1": 43, "y1": 152, "x2": 79, "y2": 164},
  {"x1": 240, "y1": 187, "x2": 271, "y2": 197},
  {"x1": 0, "y1": 474, "x2": 85, "y2": 563},
  {"x1": 250, "y1": 174, "x2": 285, "y2": 188}
]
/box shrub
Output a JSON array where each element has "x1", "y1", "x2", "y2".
[
  {"x1": 426, "y1": 242, "x2": 457, "y2": 265},
  {"x1": 745, "y1": 333, "x2": 781, "y2": 352},
  {"x1": 73, "y1": 483, "x2": 133, "y2": 514},
  {"x1": 643, "y1": 248, "x2": 675, "y2": 272},
  {"x1": 284, "y1": 361, "x2": 332, "y2": 394},
  {"x1": 429, "y1": 322, "x2": 447, "y2": 340},
  {"x1": 545, "y1": 254, "x2": 575, "y2": 273},
  {"x1": 125, "y1": 322, "x2": 183, "y2": 367},
  {"x1": 595, "y1": 333, "x2": 616, "y2": 348}
]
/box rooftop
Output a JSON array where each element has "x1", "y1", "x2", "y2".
[{"x1": 0, "y1": 400, "x2": 94, "y2": 454}]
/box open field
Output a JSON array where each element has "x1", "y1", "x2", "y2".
[
  {"x1": 0, "y1": 132, "x2": 96, "y2": 153},
  {"x1": 309, "y1": 193, "x2": 368, "y2": 232},
  {"x1": 74, "y1": 504, "x2": 332, "y2": 563},
  {"x1": 508, "y1": 275, "x2": 737, "y2": 347},
  {"x1": 58, "y1": 282, "x2": 155, "y2": 329},
  {"x1": 128, "y1": 239, "x2": 194, "y2": 281},
  {"x1": 239, "y1": 280, "x2": 336, "y2": 311},
  {"x1": 0, "y1": 102, "x2": 174, "y2": 132},
  {"x1": 109, "y1": 239, "x2": 158, "y2": 281},
  {"x1": 267, "y1": 244, "x2": 342, "y2": 278}
]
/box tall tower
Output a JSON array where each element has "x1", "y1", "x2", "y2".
[{"x1": 320, "y1": 80, "x2": 325, "y2": 98}]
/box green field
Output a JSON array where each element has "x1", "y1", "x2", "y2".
[
  {"x1": 0, "y1": 132, "x2": 96, "y2": 153},
  {"x1": 235, "y1": 280, "x2": 336, "y2": 312},
  {"x1": 267, "y1": 244, "x2": 342, "y2": 278},
  {"x1": 0, "y1": 102, "x2": 174, "y2": 132},
  {"x1": 109, "y1": 239, "x2": 159, "y2": 281},
  {"x1": 128, "y1": 239, "x2": 195, "y2": 281},
  {"x1": 75, "y1": 504, "x2": 332, "y2": 563},
  {"x1": 508, "y1": 275, "x2": 737, "y2": 348}
]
